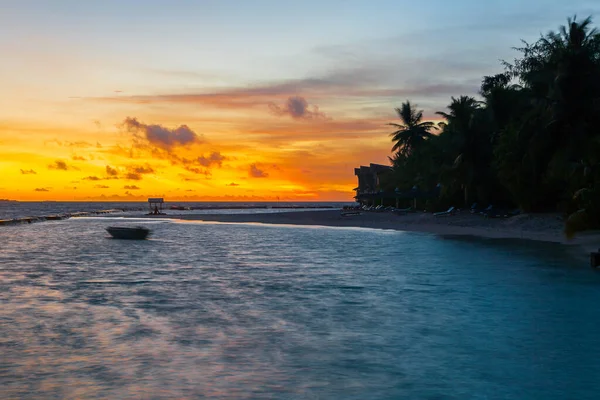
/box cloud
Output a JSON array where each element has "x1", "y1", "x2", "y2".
[
  {"x1": 122, "y1": 117, "x2": 204, "y2": 149},
  {"x1": 94, "y1": 185, "x2": 110, "y2": 189},
  {"x1": 129, "y1": 165, "x2": 154, "y2": 174},
  {"x1": 49, "y1": 160, "x2": 68, "y2": 170},
  {"x1": 81, "y1": 167, "x2": 120, "y2": 182},
  {"x1": 66, "y1": 141, "x2": 93, "y2": 148},
  {"x1": 124, "y1": 185, "x2": 140, "y2": 190},
  {"x1": 34, "y1": 188, "x2": 49, "y2": 192},
  {"x1": 226, "y1": 182, "x2": 240, "y2": 187},
  {"x1": 249, "y1": 164, "x2": 268, "y2": 178},
  {"x1": 20, "y1": 169, "x2": 37, "y2": 175},
  {"x1": 183, "y1": 166, "x2": 211, "y2": 177},
  {"x1": 106, "y1": 165, "x2": 119, "y2": 177},
  {"x1": 124, "y1": 173, "x2": 142, "y2": 180},
  {"x1": 268, "y1": 96, "x2": 329, "y2": 120},
  {"x1": 124, "y1": 164, "x2": 155, "y2": 180},
  {"x1": 48, "y1": 160, "x2": 78, "y2": 171},
  {"x1": 197, "y1": 152, "x2": 226, "y2": 167},
  {"x1": 141, "y1": 151, "x2": 228, "y2": 177},
  {"x1": 93, "y1": 57, "x2": 483, "y2": 115},
  {"x1": 72, "y1": 155, "x2": 86, "y2": 161},
  {"x1": 44, "y1": 140, "x2": 94, "y2": 148}
]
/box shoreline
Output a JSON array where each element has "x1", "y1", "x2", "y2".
[{"x1": 142, "y1": 209, "x2": 600, "y2": 256}]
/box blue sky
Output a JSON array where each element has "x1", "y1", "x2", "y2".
[{"x1": 2, "y1": 0, "x2": 599, "y2": 106}]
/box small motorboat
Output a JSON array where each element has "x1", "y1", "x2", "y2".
[{"x1": 106, "y1": 226, "x2": 151, "y2": 240}]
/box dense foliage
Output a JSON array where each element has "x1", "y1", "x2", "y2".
[{"x1": 381, "y1": 16, "x2": 600, "y2": 236}]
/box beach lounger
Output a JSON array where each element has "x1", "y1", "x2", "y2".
[{"x1": 434, "y1": 206, "x2": 456, "y2": 217}]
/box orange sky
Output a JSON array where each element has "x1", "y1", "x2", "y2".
[
  {"x1": 2, "y1": 1, "x2": 581, "y2": 201},
  {"x1": 0, "y1": 91, "x2": 393, "y2": 201}
]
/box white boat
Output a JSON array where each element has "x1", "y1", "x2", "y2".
[{"x1": 106, "y1": 226, "x2": 150, "y2": 240}]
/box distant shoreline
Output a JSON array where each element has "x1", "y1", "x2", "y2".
[
  {"x1": 143, "y1": 209, "x2": 600, "y2": 257},
  {"x1": 0, "y1": 203, "x2": 343, "y2": 222}
]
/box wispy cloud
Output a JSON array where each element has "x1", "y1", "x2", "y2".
[
  {"x1": 20, "y1": 169, "x2": 37, "y2": 175},
  {"x1": 124, "y1": 185, "x2": 140, "y2": 190},
  {"x1": 123, "y1": 164, "x2": 155, "y2": 180},
  {"x1": 34, "y1": 187, "x2": 50, "y2": 192},
  {"x1": 128, "y1": 164, "x2": 154, "y2": 174},
  {"x1": 124, "y1": 173, "x2": 142, "y2": 181},
  {"x1": 226, "y1": 182, "x2": 240, "y2": 187},
  {"x1": 45, "y1": 140, "x2": 94, "y2": 148},
  {"x1": 197, "y1": 152, "x2": 226, "y2": 167},
  {"x1": 91, "y1": 65, "x2": 481, "y2": 114},
  {"x1": 48, "y1": 159, "x2": 78, "y2": 171},
  {"x1": 94, "y1": 184, "x2": 110, "y2": 189},
  {"x1": 183, "y1": 166, "x2": 211, "y2": 177}
]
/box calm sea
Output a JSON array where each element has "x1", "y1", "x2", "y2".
[
  {"x1": 0, "y1": 201, "x2": 349, "y2": 220},
  {"x1": 1, "y1": 216, "x2": 600, "y2": 398}
]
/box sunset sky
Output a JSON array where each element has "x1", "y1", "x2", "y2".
[{"x1": 1, "y1": 0, "x2": 598, "y2": 201}]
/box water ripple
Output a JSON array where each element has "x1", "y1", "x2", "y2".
[{"x1": 1, "y1": 219, "x2": 600, "y2": 399}]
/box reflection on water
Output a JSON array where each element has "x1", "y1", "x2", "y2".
[{"x1": 1, "y1": 219, "x2": 600, "y2": 399}]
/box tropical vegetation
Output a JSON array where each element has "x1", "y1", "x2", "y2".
[{"x1": 380, "y1": 16, "x2": 600, "y2": 236}]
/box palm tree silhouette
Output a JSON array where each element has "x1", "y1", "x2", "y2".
[{"x1": 388, "y1": 101, "x2": 435, "y2": 156}]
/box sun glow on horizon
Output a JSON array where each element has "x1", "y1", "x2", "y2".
[{"x1": 0, "y1": 109, "x2": 391, "y2": 201}]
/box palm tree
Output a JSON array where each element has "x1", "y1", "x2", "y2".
[
  {"x1": 436, "y1": 96, "x2": 482, "y2": 129},
  {"x1": 436, "y1": 96, "x2": 485, "y2": 206},
  {"x1": 480, "y1": 74, "x2": 527, "y2": 139},
  {"x1": 388, "y1": 101, "x2": 435, "y2": 156}
]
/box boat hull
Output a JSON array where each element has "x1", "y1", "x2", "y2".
[{"x1": 106, "y1": 227, "x2": 150, "y2": 240}]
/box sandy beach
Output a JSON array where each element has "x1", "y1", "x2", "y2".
[{"x1": 144, "y1": 209, "x2": 600, "y2": 255}]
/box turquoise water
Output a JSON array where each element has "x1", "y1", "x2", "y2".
[{"x1": 1, "y1": 218, "x2": 599, "y2": 399}]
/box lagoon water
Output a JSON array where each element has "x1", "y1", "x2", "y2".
[{"x1": 1, "y1": 217, "x2": 600, "y2": 399}]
